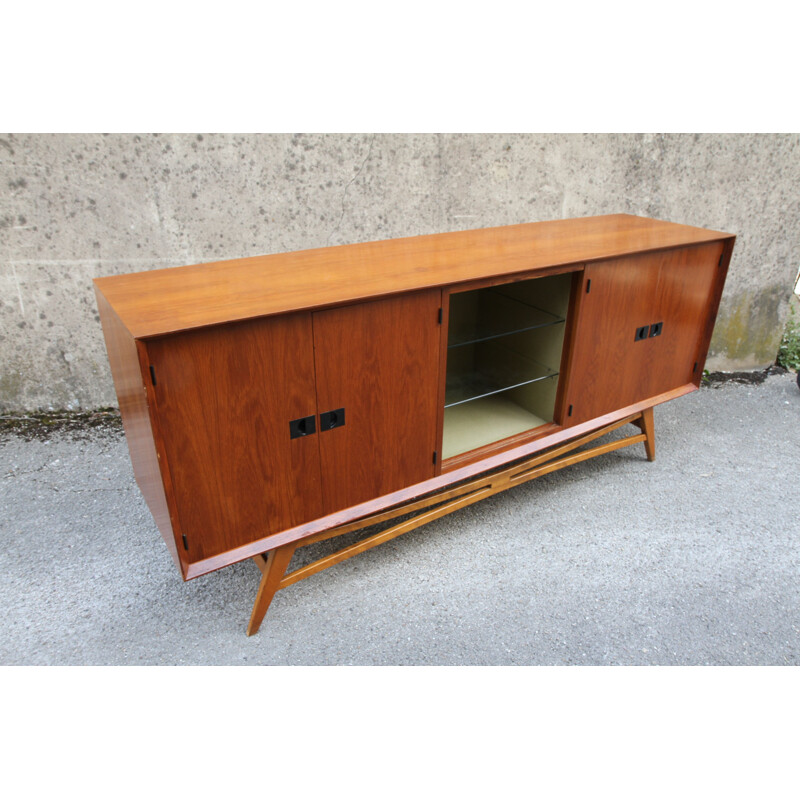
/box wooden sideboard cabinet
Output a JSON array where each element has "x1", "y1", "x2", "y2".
[{"x1": 94, "y1": 214, "x2": 735, "y2": 635}]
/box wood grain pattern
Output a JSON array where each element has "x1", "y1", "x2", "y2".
[
  {"x1": 635, "y1": 406, "x2": 656, "y2": 461},
  {"x1": 92, "y1": 215, "x2": 735, "y2": 587},
  {"x1": 563, "y1": 254, "x2": 659, "y2": 424},
  {"x1": 144, "y1": 314, "x2": 324, "y2": 562},
  {"x1": 277, "y1": 486, "x2": 495, "y2": 591},
  {"x1": 312, "y1": 291, "x2": 442, "y2": 512},
  {"x1": 246, "y1": 410, "x2": 652, "y2": 634},
  {"x1": 93, "y1": 214, "x2": 733, "y2": 339},
  {"x1": 552, "y1": 270, "x2": 584, "y2": 423},
  {"x1": 185, "y1": 385, "x2": 695, "y2": 579},
  {"x1": 246, "y1": 544, "x2": 296, "y2": 636},
  {"x1": 650, "y1": 241, "x2": 724, "y2": 391},
  {"x1": 94, "y1": 288, "x2": 182, "y2": 572},
  {"x1": 564, "y1": 242, "x2": 723, "y2": 425},
  {"x1": 690, "y1": 236, "x2": 736, "y2": 385}
]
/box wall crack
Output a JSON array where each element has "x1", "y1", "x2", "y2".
[{"x1": 327, "y1": 134, "x2": 376, "y2": 246}]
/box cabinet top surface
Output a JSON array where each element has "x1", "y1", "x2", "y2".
[{"x1": 94, "y1": 213, "x2": 734, "y2": 339}]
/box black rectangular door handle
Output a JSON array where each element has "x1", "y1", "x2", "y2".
[
  {"x1": 320, "y1": 408, "x2": 345, "y2": 431},
  {"x1": 289, "y1": 415, "x2": 316, "y2": 439}
]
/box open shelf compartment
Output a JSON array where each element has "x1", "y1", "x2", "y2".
[{"x1": 442, "y1": 272, "x2": 572, "y2": 461}]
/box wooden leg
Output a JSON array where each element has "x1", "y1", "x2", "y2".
[
  {"x1": 636, "y1": 406, "x2": 656, "y2": 461},
  {"x1": 243, "y1": 412, "x2": 658, "y2": 634},
  {"x1": 246, "y1": 543, "x2": 296, "y2": 636}
]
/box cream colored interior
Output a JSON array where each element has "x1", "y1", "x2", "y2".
[{"x1": 442, "y1": 272, "x2": 571, "y2": 460}]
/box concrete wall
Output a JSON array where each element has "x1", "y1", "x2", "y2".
[{"x1": 1, "y1": 133, "x2": 798, "y2": 412}]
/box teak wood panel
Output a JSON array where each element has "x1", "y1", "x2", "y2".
[
  {"x1": 93, "y1": 215, "x2": 733, "y2": 339},
  {"x1": 186, "y1": 383, "x2": 698, "y2": 579},
  {"x1": 564, "y1": 243, "x2": 724, "y2": 424},
  {"x1": 93, "y1": 289, "x2": 181, "y2": 571},
  {"x1": 312, "y1": 290, "x2": 442, "y2": 513},
  {"x1": 651, "y1": 241, "x2": 725, "y2": 390},
  {"x1": 145, "y1": 314, "x2": 324, "y2": 563}
]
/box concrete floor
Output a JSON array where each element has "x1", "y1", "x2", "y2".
[{"x1": 1, "y1": 373, "x2": 798, "y2": 665}]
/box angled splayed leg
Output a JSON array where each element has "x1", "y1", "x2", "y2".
[
  {"x1": 247, "y1": 543, "x2": 296, "y2": 636},
  {"x1": 634, "y1": 406, "x2": 656, "y2": 461},
  {"x1": 244, "y1": 412, "x2": 659, "y2": 635}
]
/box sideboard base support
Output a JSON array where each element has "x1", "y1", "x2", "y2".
[
  {"x1": 245, "y1": 411, "x2": 655, "y2": 636},
  {"x1": 246, "y1": 544, "x2": 297, "y2": 636},
  {"x1": 634, "y1": 406, "x2": 656, "y2": 461}
]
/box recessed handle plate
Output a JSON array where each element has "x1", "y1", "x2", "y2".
[
  {"x1": 289, "y1": 415, "x2": 316, "y2": 439},
  {"x1": 320, "y1": 408, "x2": 345, "y2": 431}
]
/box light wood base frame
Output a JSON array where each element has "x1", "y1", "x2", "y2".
[{"x1": 246, "y1": 410, "x2": 655, "y2": 636}]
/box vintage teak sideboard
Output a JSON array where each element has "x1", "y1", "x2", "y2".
[{"x1": 94, "y1": 214, "x2": 735, "y2": 635}]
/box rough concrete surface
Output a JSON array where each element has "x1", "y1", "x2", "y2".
[
  {"x1": 1, "y1": 373, "x2": 797, "y2": 666},
  {"x1": 1, "y1": 133, "x2": 799, "y2": 412}
]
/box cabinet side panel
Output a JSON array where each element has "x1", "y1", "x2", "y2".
[
  {"x1": 94, "y1": 286, "x2": 181, "y2": 571},
  {"x1": 313, "y1": 290, "x2": 442, "y2": 513}
]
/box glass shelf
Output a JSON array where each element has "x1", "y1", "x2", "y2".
[
  {"x1": 444, "y1": 347, "x2": 559, "y2": 408},
  {"x1": 447, "y1": 288, "x2": 565, "y2": 349}
]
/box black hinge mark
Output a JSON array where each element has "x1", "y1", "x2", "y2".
[
  {"x1": 433, "y1": 451, "x2": 438, "y2": 465},
  {"x1": 718, "y1": 254, "x2": 724, "y2": 267},
  {"x1": 149, "y1": 365, "x2": 157, "y2": 386},
  {"x1": 568, "y1": 405, "x2": 573, "y2": 417},
  {"x1": 182, "y1": 534, "x2": 189, "y2": 551},
  {"x1": 693, "y1": 361, "x2": 698, "y2": 373},
  {"x1": 438, "y1": 307, "x2": 443, "y2": 324},
  {"x1": 586, "y1": 279, "x2": 591, "y2": 293}
]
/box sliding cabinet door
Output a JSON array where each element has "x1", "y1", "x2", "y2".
[
  {"x1": 313, "y1": 290, "x2": 443, "y2": 513},
  {"x1": 146, "y1": 313, "x2": 323, "y2": 562},
  {"x1": 564, "y1": 243, "x2": 724, "y2": 425},
  {"x1": 563, "y1": 254, "x2": 661, "y2": 424}
]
